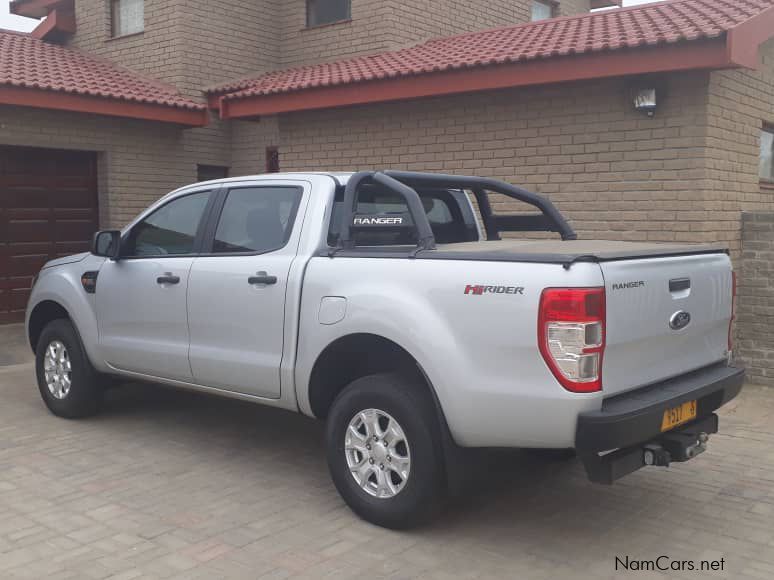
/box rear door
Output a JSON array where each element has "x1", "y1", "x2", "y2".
[
  {"x1": 187, "y1": 182, "x2": 307, "y2": 398},
  {"x1": 601, "y1": 252, "x2": 733, "y2": 396}
]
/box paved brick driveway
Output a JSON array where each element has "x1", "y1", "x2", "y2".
[{"x1": 1, "y1": 324, "x2": 773, "y2": 579}]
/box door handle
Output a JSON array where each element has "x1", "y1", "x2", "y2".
[
  {"x1": 156, "y1": 274, "x2": 181, "y2": 285},
  {"x1": 248, "y1": 272, "x2": 277, "y2": 285}
]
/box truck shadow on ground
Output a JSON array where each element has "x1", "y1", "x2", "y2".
[{"x1": 98, "y1": 380, "x2": 618, "y2": 534}]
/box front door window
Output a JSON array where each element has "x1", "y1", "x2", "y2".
[{"x1": 125, "y1": 191, "x2": 210, "y2": 257}]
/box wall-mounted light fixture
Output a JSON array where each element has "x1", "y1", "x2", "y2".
[{"x1": 634, "y1": 88, "x2": 657, "y2": 117}]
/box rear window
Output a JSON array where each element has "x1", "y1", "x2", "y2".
[{"x1": 327, "y1": 186, "x2": 477, "y2": 246}]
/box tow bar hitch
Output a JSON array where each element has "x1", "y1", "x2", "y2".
[
  {"x1": 582, "y1": 414, "x2": 719, "y2": 484},
  {"x1": 644, "y1": 430, "x2": 710, "y2": 466}
]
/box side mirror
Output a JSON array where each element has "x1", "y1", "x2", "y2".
[{"x1": 91, "y1": 230, "x2": 121, "y2": 260}]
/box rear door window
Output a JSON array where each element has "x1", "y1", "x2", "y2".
[{"x1": 211, "y1": 186, "x2": 303, "y2": 254}]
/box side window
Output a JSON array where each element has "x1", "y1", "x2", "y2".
[
  {"x1": 307, "y1": 0, "x2": 350, "y2": 27},
  {"x1": 761, "y1": 126, "x2": 774, "y2": 182},
  {"x1": 425, "y1": 198, "x2": 454, "y2": 225},
  {"x1": 531, "y1": 1, "x2": 554, "y2": 21},
  {"x1": 212, "y1": 187, "x2": 303, "y2": 254},
  {"x1": 126, "y1": 191, "x2": 210, "y2": 257},
  {"x1": 111, "y1": 0, "x2": 144, "y2": 37}
]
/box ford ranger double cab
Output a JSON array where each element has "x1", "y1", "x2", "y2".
[{"x1": 26, "y1": 171, "x2": 744, "y2": 528}]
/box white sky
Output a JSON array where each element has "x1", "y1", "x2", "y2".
[
  {"x1": 1, "y1": 0, "x2": 37, "y2": 32},
  {"x1": 0, "y1": 0, "x2": 666, "y2": 33}
]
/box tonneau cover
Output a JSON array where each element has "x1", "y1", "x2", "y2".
[{"x1": 417, "y1": 240, "x2": 728, "y2": 265}]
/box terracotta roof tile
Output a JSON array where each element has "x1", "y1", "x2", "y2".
[
  {"x1": 0, "y1": 29, "x2": 205, "y2": 110},
  {"x1": 211, "y1": 0, "x2": 774, "y2": 101}
]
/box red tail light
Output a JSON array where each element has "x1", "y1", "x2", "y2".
[
  {"x1": 538, "y1": 287, "x2": 606, "y2": 393},
  {"x1": 728, "y1": 271, "x2": 736, "y2": 353}
]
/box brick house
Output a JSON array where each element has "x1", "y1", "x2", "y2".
[{"x1": 1, "y1": 0, "x2": 774, "y2": 379}]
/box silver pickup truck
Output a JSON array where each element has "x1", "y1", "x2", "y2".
[{"x1": 25, "y1": 171, "x2": 744, "y2": 528}]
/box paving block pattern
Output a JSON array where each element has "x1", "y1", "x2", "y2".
[{"x1": 0, "y1": 343, "x2": 772, "y2": 578}]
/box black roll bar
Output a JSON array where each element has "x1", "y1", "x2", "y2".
[
  {"x1": 383, "y1": 171, "x2": 577, "y2": 241},
  {"x1": 471, "y1": 188, "x2": 499, "y2": 241},
  {"x1": 371, "y1": 173, "x2": 437, "y2": 250},
  {"x1": 337, "y1": 170, "x2": 576, "y2": 253},
  {"x1": 338, "y1": 171, "x2": 437, "y2": 251}
]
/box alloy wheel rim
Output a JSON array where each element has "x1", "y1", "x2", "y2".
[
  {"x1": 44, "y1": 340, "x2": 72, "y2": 400},
  {"x1": 345, "y1": 408, "x2": 411, "y2": 498}
]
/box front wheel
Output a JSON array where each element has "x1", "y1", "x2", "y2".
[
  {"x1": 35, "y1": 319, "x2": 103, "y2": 419},
  {"x1": 325, "y1": 373, "x2": 446, "y2": 529}
]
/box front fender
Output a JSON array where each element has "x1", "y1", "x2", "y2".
[{"x1": 26, "y1": 256, "x2": 107, "y2": 371}]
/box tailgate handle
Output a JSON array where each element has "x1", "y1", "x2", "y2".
[{"x1": 669, "y1": 278, "x2": 691, "y2": 292}]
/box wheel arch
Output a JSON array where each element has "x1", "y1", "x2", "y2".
[
  {"x1": 307, "y1": 332, "x2": 475, "y2": 498},
  {"x1": 306, "y1": 333, "x2": 446, "y2": 424},
  {"x1": 28, "y1": 300, "x2": 71, "y2": 352}
]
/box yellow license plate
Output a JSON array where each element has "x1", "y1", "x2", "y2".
[{"x1": 661, "y1": 400, "x2": 697, "y2": 432}]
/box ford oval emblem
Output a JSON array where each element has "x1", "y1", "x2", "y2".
[{"x1": 670, "y1": 310, "x2": 691, "y2": 331}]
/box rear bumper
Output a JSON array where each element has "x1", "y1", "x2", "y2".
[{"x1": 575, "y1": 363, "x2": 744, "y2": 483}]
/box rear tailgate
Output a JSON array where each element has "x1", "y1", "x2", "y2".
[{"x1": 601, "y1": 252, "x2": 733, "y2": 397}]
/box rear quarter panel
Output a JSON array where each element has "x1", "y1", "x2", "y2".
[{"x1": 296, "y1": 256, "x2": 605, "y2": 448}]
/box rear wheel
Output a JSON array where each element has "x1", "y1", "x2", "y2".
[
  {"x1": 35, "y1": 319, "x2": 103, "y2": 418},
  {"x1": 326, "y1": 373, "x2": 446, "y2": 529}
]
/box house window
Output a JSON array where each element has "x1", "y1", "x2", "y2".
[
  {"x1": 111, "y1": 0, "x2": 144, "y2": 37},
  {"x1": 307, "y1": 0, "x2": 351, "y2": 27},
  {"x1": 761, "y1": 127, "x2": 774, "y2": 182},
  {"x1": 531, "y1": 1, "x2": 555, "y2": 21},
  {"x1": 197, "y1": 164, "x2": 229, "y2": 182}
]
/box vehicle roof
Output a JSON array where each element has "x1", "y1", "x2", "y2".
[
  {"x1": 187, "y1": 172, "x2": 355, "y2": 190},
  {"x1": 161, "y1": 172, "x2": 475, "y2": 212}
]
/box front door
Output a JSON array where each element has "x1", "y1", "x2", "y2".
[
  {"x1": 97, "y1": 189, "x2": 212, "y2": 381},
  {"x1": 188, "y1": 184, "x2": 306, "y2": 398}
]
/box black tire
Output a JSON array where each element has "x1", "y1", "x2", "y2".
[
  {"x1": 35, "y1": 319, "x2": 102, "y2": 419},
  {"x1": 326, "y1": 372, "x2": 446, "y2": 529}
]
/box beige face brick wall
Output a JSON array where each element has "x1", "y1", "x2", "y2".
[
  {"x1": 0, "y1": 107, "x2": 229, "y2": 228},
  {"x1": 176, "y1": 0, "x2": 280, "y2": 98},
  {"x1": 231, "y1": 118, "x2": 281, "y2": 176},
  {"x1": 559, "y1": 0, "x2": 592, "y2": 17},
  {"x1": 68, "y1": 0, "x2": 187, "y2": 89},
  {"x1": 67, "y1": 0, "x2": 592, "y2": 92},
  {"x1": 278, "y1": 0, "x2": 578, "y2": 67},
  {"x1": 65, "y1": 0, "x2": 283, "y2": 195},
  {"x1": 379, "y1": 0, "x2": 531, "y2": 49},
  {"x1": 710, "y1": 39, "x2": 774, "y2": 379},
  {"x1": 278, "y1": 0, "x2": 393, "y2": 67},
  {"x1": 706, "y1": 39, "x2": 774, "y2": 223},
  {"x1": 274, "y1": 72, "x2": 713, "y2": 244},
  {"x1": 738, "y1": 212, "x2": 774, "y2": 386},
  {"x1": 68, "y1": 0, "x2": 279, "y2": 99}
]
